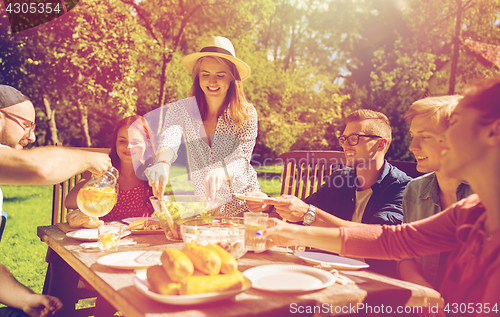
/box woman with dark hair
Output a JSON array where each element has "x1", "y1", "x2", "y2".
[
  {"x1": 262, "y1": 78, "x2": 500, "y2": 312},
  {"x1": 66, "y1": 115, "x2": 155, "y2": 222},
  {"x1": 145, "y1": 36, "x2": 260, "y2": 217}
]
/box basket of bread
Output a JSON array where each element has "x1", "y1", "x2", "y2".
[{"x1": 136, "y1": 243, "x2": 251, "y2": 303}]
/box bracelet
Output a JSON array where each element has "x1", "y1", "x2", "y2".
[{"x1": 157, "y1": 160, "x2": 171, "y2": 167}]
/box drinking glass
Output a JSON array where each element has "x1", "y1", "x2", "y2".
[
  {"x1": 244, "y1": 212, "x2": 268, "y2": 252},
  {"x1": 98, "y1": 223, "x2": 122, "y2": 251}
]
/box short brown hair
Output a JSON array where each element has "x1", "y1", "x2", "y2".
[
  {"x1": 404, "y1": 95, "x2": 462, "y2": 129},
  {"x1": 460, "y1": 78, "x2": 500, "y2": 125},
  {"x1": 346, "y1": 109, "x2": 392, "y2": 149}
]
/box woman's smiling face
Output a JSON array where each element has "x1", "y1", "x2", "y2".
[
  {"x1": 198, "y1": 57, "x2": 232, "y2": 102},
  {"x1": 116, "y1": 126, "x2": 146, "y2": 165},
  {"x1": 408, "y1": 115, "x2": 446, "y2": 173}
]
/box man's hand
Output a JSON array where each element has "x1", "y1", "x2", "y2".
[
  {"x1": 22, "y1": 293, "x2": 63, "y2": 317},
  {"x1": 87, "y1": 152, "x2": 112, "y2": 177},
  {"x1": 145, "y1": 162, "x2": 170, "y2": 199},
  {"x1": 204, "y1": 167, "x2": 233, "y2": 201},
  {"x1": 273, "y1": 195, "x2": 309, "y2": 222},
  {"x1": 243, "y1": 191, "x2": 274, "y2": 213},
  {"x1": 261, "y1": 218, "x2": 302, "y2": 248}
]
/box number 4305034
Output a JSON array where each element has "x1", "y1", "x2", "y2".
[{"x1": 6, "y1": 2, "x2": 61, "y2": 14}]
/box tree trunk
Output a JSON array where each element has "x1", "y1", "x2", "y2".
[
  {"x1": 284, "y1": 23, "x2": 296, "y2": 71},
  {"x1": 42, "y1": 93, "x2": 60, "y2": 145},
  {"x1": 157, "y1": 51, "x2": 174, "y2": 136},
  {"x1": 76, "y1": 98, "x2": 92, "y2": 147},
  {"x1": 448, "y1": 0, "x2": 463, "y2": 95}
]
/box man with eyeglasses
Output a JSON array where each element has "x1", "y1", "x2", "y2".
[
  {"x1": 0, "y1": 85, "x2": 112, "y2": 317},
  {"x1": 245, "y1": 109, "x2": 412, "y2": 276}
]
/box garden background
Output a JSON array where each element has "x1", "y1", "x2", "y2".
[{"x1": 1, "y1": 0, "x2": 500, "y2": 311}]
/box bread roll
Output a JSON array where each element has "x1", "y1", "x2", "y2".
[
  {"x1": 206, "y1": 244, "x2": 237, "y2": 274},
  {"x1": 146, "y1": 265, "x2": 180, "y2": 295},
  {"x1": 160, "y1": 248, "x2": 194, "y2": 282},
  {"x1": 179, "y1": 271, "x2": 244, "y2": 295},
  {"x1": 181, "y1": 243, "x2": 221, "y2": 276},
  {"x1": 67, "y1": 209, "x2": 104, "y2": 228}
]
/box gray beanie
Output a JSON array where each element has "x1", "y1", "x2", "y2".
[{"x1": 0, "y1": 85, "x2": 30, "y2": 109}]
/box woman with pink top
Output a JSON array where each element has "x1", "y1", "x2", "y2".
[{"x1": 262, "y1": 78, "x2": 500, "y2": 314}]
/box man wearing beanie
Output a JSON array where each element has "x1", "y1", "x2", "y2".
[
  {"x1": 0, "y1": 85, "x2": 36, "y2": 149},
  {"x1": 0, "y1": 85, "x2": 112, "y2": 317}
]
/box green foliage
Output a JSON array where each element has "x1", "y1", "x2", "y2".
[{"x1": 2, "y1": 0, "x2": 500, "y2": 159}]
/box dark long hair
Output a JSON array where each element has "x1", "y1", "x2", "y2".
[{"x1": 109, "y1": 115, "x2": 156, "y2": 178}]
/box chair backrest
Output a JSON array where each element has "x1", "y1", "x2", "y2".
[
  {"x1": 278, "y1": 150, "x2": 424, "y2": 199},
  {"x1": 51, "y1": 147, "x2": 110, "y2": 225},
  {"x1": 278, "y1": 151, "x2": 346, "y2": 199}
]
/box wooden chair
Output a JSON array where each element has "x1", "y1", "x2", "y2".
[
  {"x1": 43, "y1": 147, "x2": 110, "y2": 317},
  {"x1": 278, "y1": 150, "x2": 424, "y2": 198},
  {"x1": 278, "y1": 151, "x2": 346, "y2": 199}
]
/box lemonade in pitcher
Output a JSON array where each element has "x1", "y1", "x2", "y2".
[
  {"x1": 77, "y1": 167, "x2": 119, "y2": 217},
  {"x1": 77, "y1": 187, "x2": 117, "y2": 217}
]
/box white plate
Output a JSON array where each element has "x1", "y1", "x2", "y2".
[
  {"x1": 294, "y1": 252, "x2": 369, "y2": 270},
  {"x1": 242, "y1": 264, "x2": 335, "y2": 292},
  {"x1": 122, "y1": 217, "x2": 159, "y2": 224},
  {"x1": 66, "y1": 229, "x2": 131, "y2": 241},
  {"x1": 233, "y1": 194, "x2": 277, "y2": 203},
  {"x1": 97, "y1": 251, "x2": 162, "y2": 269},
  {"x1": 133, "y1": 270, "x2": 252, "y2": 305}
]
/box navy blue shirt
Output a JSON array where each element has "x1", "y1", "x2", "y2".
[
  {"x1": 304, "y1": 160, "x2": 412, "y2": 277},
  {"x1": 305, "y1": 160, "x2": 412, "y2": 225}
]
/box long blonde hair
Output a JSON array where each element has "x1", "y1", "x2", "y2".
[{"x1": 191, "y1": 56, "x2": 252, "y2": 126}]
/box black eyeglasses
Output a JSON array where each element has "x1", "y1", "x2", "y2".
[
  {"x1": 0, "y1": 109, "x2": 36, "y2": 136},
  {"x1": 338, "y1": 133, "x2": 382, "y2": 147}
]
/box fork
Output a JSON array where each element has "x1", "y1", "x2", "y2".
[
  {"x1": 134, "y1": 250, "x2": 161, "y2": 265},
  {"x1": 314, "y1": 263, "x2": 365, "y2": 284}
]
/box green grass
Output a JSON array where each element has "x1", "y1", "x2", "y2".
[
  {"x1": 0, "y1": 185, "x2": 52, "y2": 295},
  {"x1": 166, "y1": 163, "x2": 283, "y2": 197},
  {"x1": 0, "y1": 163, "x2": 283, "y2": 309}
]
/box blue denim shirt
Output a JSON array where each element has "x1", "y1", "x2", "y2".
[
  {"x1": 305, "y1": 160, "x2": 412, "y2": 225},
  {"x1": 402, "y1": 172, "x2": 473, "y2": 288}
]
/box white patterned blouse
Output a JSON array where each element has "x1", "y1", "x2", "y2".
[{"x1": 156, "y1": 97, "x2": 260, "y2": 216}]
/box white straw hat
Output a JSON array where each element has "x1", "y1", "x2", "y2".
[{"x1": 181, "y1": 36, "x2": 251, "y2": 81}]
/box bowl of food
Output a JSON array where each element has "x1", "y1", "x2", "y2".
[
  {"x1": 150, "y1": 195, "x2": 224, "y2": 241},
  {"x1": 180, "y1": 217, "x2": 247, "y2": 259}
]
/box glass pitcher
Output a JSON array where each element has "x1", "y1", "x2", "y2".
[{"x1": 77, "y1": 167, "x2": 119, "y2": 217}]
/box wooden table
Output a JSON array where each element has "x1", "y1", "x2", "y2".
[{"x1": 37, "y1": 226, "x2": 442, "y2": 317}]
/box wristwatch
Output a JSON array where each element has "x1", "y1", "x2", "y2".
[{"x1": 303, "y1": 205, "x2": 316, "y2": 226}]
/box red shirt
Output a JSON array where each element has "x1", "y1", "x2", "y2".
[
  {"x1": 341, "y1": 194, "x2": 500, "y2": 316},
  {"x1": 102, "y1": 181, "x2": 154, "y2": 222}
]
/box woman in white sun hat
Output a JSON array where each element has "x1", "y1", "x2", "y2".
[{"x1": 145, "y1": 36, "x2": 260, "y2": 217}]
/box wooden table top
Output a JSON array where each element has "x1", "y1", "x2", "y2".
[{"x1": 37, "y1": 225, "x2": 442, "y2": 317}]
